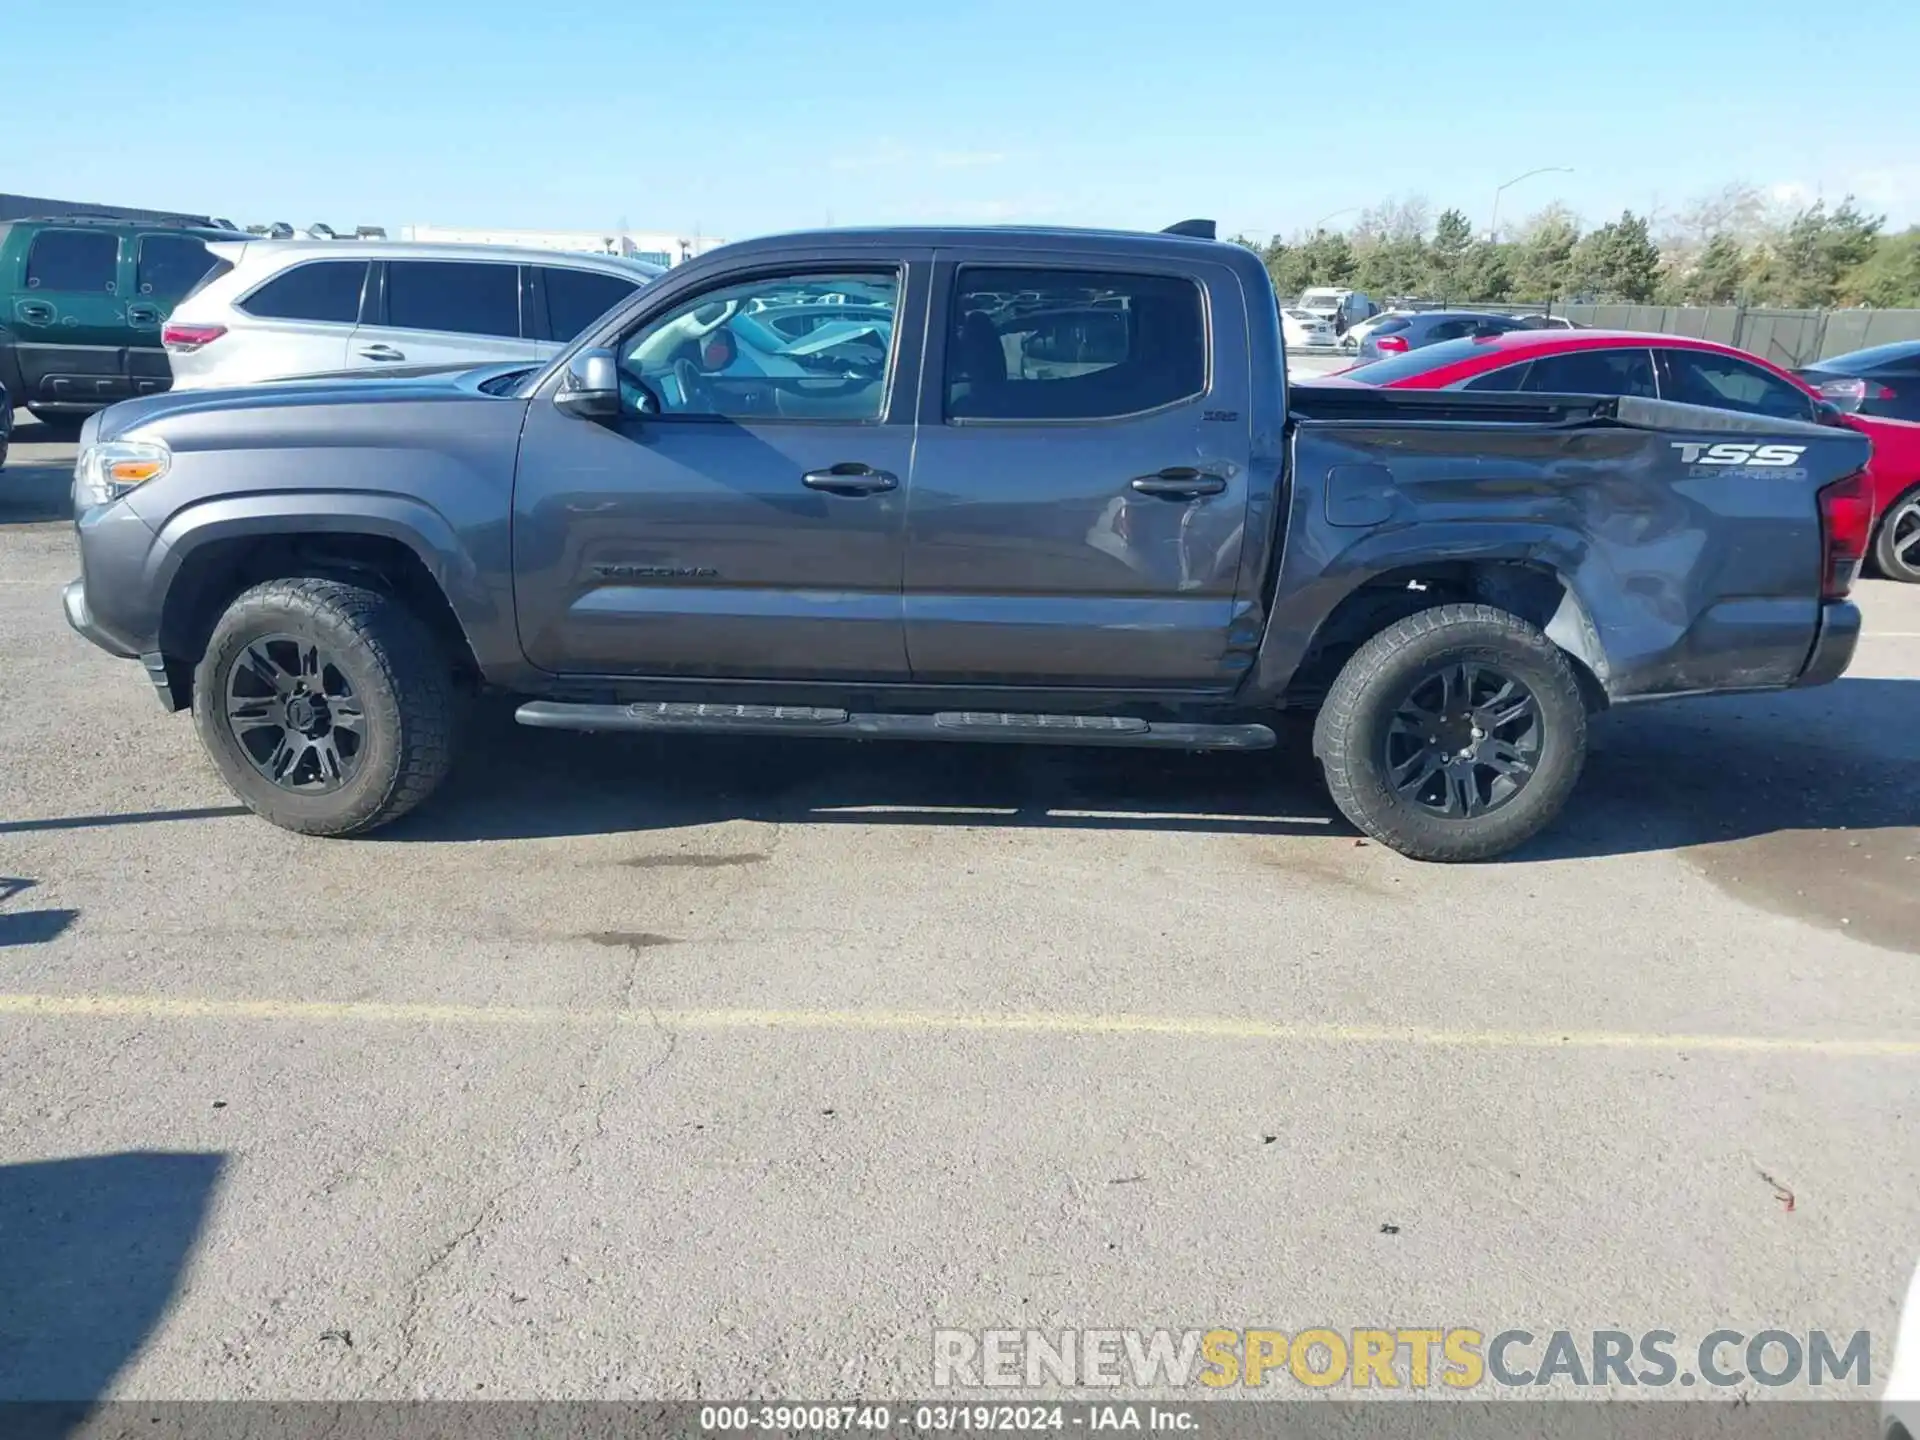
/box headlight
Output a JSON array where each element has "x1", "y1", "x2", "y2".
[{"x1": 74, "y1": 439, "x2": 170, "y2": 509}]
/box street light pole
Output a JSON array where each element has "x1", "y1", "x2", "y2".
[{"x1": 1489, "y1": 167, "x2": 1573, "y2": 241}]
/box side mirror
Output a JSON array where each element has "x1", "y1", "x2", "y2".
[
  {"x1": 1814, "y1": 399, "x2": 1848, "y2": 426},
  {"x1": 554, "y1": 348, "x2": 621, "y2": 420}
]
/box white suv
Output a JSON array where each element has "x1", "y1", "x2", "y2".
[{"x1": 161, "y1": 240, "x2": 663, "y2": 390}]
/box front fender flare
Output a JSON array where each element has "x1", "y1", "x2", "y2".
[{"x1": 146, "y1": 490, "x2": 504, "y2": 667}]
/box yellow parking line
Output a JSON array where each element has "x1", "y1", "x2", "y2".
[{"x1": 0, "y1": 991, "x2": 1916, "y2": 1056}]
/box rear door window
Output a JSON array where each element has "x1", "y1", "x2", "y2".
[
  {"x1": 25, "y1": 229, "x2": 120, "y2": 292},
  {"x1": 541, "y1": 266, "x2": 641, "y2": 340},
  {"x1": 1659, "y1": 350, "x2": 1814, "y2": 420},
  {"x1": 944, "y1": 267, "x2": 1206, "y2": 421},
  {"x1": 136, "y1": 235, "x2": 217, "y2": 298},
  {"x1": 385, "y1": 260, "x2": 521, "y2": 338},
  {"x1": 1515, "y1": 348, "x2": 1657, "y2": 397},
  {"x1": 240, "y1": 260, "x2": 369, "y2": 324}
]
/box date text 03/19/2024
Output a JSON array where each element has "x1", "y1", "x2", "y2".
[{"x1": 698, "y1": 1404, "x2": 1198, "y2": 1433}]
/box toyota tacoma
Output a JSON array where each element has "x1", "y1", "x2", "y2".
[{"x1": 62, "y1": 222, "x2": 1871, "y2": 861}]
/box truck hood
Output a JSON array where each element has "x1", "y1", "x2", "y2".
[{"x1": 96, "y1": 362, "x2": 535, "y2": 443}]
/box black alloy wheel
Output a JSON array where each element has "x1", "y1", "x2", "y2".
[
  {"x1": 1383, "y1": 662, "x2": 1543, "y2": 819},
  {"x1": 223, "y1": 633, "x2": 368, "y2": 793}
]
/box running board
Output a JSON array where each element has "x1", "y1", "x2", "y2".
[{"x1": 514, "y1": 701, "x2": 1275, "y2": 751}]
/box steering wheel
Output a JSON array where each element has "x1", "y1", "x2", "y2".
[{"x1": 671, "y1": 357, "x2": 713, "y2": 414}]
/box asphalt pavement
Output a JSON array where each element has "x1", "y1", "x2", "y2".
[{"x1": 2, "y1": 407, "x2": 1917, "y2": 1403}]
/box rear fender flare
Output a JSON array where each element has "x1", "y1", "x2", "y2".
[{"x1": 1249, "y1": 527, "x2": 1613, "y2": 700}]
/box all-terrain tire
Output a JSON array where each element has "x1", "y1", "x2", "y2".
[
  {"x1": 192, "y1": 577, "x2": 458, "y2": 836},
  {"x1": 1312, "y1": 603, "x2": 1588, "y2": 863}
]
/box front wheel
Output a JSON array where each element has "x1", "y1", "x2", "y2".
[
  {"x1": 192, "y1": 577, "x2": 459, "y2": 836},
  {"x1": 1873, "y1": 487, "x2": 1920, "y2": 583},
  {"x1": 1313, "y1": 604, "x2": 1588, "y2": 862}
]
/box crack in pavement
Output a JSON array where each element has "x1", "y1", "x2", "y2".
[{"x1": 377, "y1": 1180, "x2": 521, "y2": 1389}]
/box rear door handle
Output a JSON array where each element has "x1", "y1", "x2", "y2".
[
  {"x1": 359, "y1": 344, "x2": 407, "y2": 362},
  {"x1": 17, "y1": 301, "x2": 54, "y2": 324},
  {"x1": 801, "y1": 463, "x2": 898, "y2": 496},
  {"x1": 1130, "y1": 467, "x2": 1227, "y2": 499},
  {"x1": 126, "y1": 304, "x2": 161, "y2": 325}
]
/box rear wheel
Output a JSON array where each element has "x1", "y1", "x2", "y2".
[
  {"x1": 1873, "y1": 487, "x2": 1920, "y2": 583},
  {"x1": 192, "y1": 577, "x2": 458, "y2": 836},
  {"x1": 1313, "y1": 604, "x2": 1588, "y2": 862}
]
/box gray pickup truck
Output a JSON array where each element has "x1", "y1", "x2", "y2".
[{"x1": 62, "y1": 222, "x2": 1871, "y2": 861}]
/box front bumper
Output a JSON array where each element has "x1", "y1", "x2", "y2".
[
  {"x1": 1793, "y1": 599, "x2": 1861, "y2": 687},
  {"x1": 62, "y1": 578, "x2": 138, "y2": 659}
]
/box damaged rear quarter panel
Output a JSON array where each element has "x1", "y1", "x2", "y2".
[{"x1": 1258, "y1": 417, "x2": 1868, "y2": 701}]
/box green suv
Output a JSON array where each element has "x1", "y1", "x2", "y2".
[{"x1": 0, "y1": 215, "x2": 248, "y2": 427}]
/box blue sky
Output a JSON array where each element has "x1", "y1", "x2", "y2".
[{"x1": 12, "y1": 0, "x2": 1918, "y2": 241}]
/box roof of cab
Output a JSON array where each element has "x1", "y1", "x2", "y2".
[{"x1": 695, "y1": 223, "x2": 1255, "y2": 264}]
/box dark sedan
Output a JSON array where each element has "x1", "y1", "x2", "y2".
[
  {"x1": 1798, "y1": 341, "x2": 1920, "y2": 424},
  {"x1": 1351, "y1": 310, "x2": 1531, "y2": 362}
]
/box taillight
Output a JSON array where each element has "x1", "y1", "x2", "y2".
[
  {"x1": 1817, "y1": 473, "x2": 1872, "y2": 600},
  {"x1": 1812, "y1": 376, "x2": 1896, "y2": 411},
  {"x1": 1374, "y1": 334, "x2": 1409, "y2": 354},
  {"x1": 161, "y1": 322, "x2": 226, "y2": 352}
]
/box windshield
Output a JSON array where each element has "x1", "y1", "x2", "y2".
[{"x1": 1337, "y1": 336, "x2": 1491, "y2": 384}]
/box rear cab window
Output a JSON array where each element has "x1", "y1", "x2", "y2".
[
  {"x1": 25, "y1": 229, "x2": 120, "y2": 292},
  {"x1": 239, "y1": 260, "x2": 369, "y2": 324},
  {"x1": 943, "y1": 267, "x2": 1207, "y2": 421},
  {"x1": 384, "y1": 260, "x2": 521, "y2": 338}
]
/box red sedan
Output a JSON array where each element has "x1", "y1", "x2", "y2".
[{"x1": 1319, "y1": 329, "x2": 1920, "y2": 583}]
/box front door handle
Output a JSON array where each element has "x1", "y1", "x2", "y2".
[
  {"x1": 359, "y1": 344, "x2": 407, "y2": 362},
  {"x1": 126, "y1": 304, "x2": 161, "y2": 325},
  {"x1": 17, "y1": 301, "x2": 54, "y2": 325},
  {"x1": 801, "y1": 463, "x2": 898, "y2": 496},
  {"x1": 1130, "y1": 467, "x2": 1227, "y2": 499}
]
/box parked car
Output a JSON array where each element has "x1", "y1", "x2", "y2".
[
  {"x1": 1797, "y1": 340, "x2": 1920, "y2": 424},
  {"x1": 1338, "y1": 309, "x2": 1405, "y2": 352},
  {"x1": 1297, "y1": 287, "x2": 1375, "y2": 334},
  {"x1": 1318, "y1": 327, "x2": 1920, "y2": 583},
  {"x1": 63, "y1": 223, "x2": 1867, "y2": 862},
  {"x1": 1280, "y1": 307, "x2": 1336, "y2": 349},
  {"x1": 1515, "y1": 313, "x2": 1581, "y2": 330},
  {"x1": 0, "y1": 214, "x2": 248, "y2": 426},
  {"x1": 1351, "y1": 310, "x2": 1531, "y2": 362},
  {"x1": 161, "y1": 241, "x2": 664, "y2": 390}
]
